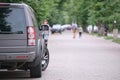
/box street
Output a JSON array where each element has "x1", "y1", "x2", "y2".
[{"x1": 0, "y1": 31, "x2": 120, "y2": 80}]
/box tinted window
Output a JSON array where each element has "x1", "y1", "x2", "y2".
[
  {"x1": 40, "y1": 25, "x2": 49, "y2": 31},
  {"x1": 28, "y1": 7, "x2": 38, "y2": 28},
  {"x1": 0, "y1": 7, "x2": 26, "y2": 34}
]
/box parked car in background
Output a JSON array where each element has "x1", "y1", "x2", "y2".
[
  {"x1": 61, "y1": 24, "x2": 72, "y2": 30},
  {"x1": 0, "y1": 3, "x2": 49, "y2": 78},
  {"x1": 87, "y1": 25, "x2": 98, "y2": 33},
  {"x1": 51, "y1": 24, "x2": 62, "y2": 34}
]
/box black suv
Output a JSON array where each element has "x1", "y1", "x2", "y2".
[{"x1": 0, "y1": 3, "x2": 49, "y2": 78}]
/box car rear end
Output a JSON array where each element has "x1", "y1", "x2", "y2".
[
  {"x1": 0, "y1": 3, "x2": 36, "y2": 69},
  {"x1": 51, "y1": 24, "x2": 62, "y2": 34}
]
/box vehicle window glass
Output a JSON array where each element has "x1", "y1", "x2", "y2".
[
  {"x1": 29, "y1": 8, "x2": 38, "y2": 28},
  {"x1": 0, "y1": 7, "x2": 26, "y2": 34},
  {"x1": 41, "y1": 25, "x2": 49, "y2": 30}
]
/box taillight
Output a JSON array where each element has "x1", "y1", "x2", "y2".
[
  {"x1": 0, "y1": 3, "x2": 10, "y2": 6},
  {"x1": 27, "y1": 27, "x2": 36, "y2": 46}
]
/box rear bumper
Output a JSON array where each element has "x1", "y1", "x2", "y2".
[{"x1": 0, "y1": 52, "x2": 36, "y2": 62}]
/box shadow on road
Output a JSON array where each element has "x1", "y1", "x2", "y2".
[{"x1": 0, "y1": 71, "x2": 34, "y2": 80}]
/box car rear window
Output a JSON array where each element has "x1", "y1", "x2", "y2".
[
  {"x1": 40, "y1": 25, "x2": 49, "y2": 30},
  {"x1": 0, "y1": 7, "x2": 26, "y2": 34}
]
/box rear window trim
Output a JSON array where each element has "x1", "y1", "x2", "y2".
[{"x1": 0, "y1": 5, "x2": 24, "y2": 9}]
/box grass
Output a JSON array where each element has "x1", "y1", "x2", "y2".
[
  {"x1": 113, "y1": 38, "x2": 120, "y2": 44},
  {"x1": 91, "y1": 33, "x2": 97, "y2": 36},
  {"x1": 104, "y1": 36, "x2": 113, "y2": 40},
  {"x1": 91, "y1": 33, "x2": 120, "y2": 44},
  {"x1": 91, "y1": 33, "x2": 102, "y2": 37},
  {"x1": 104, "y1": 36, "x2": 120, "y2": 44}
]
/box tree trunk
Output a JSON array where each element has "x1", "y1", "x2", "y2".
[
  {"x1": 82, "y1": 25, "x2": 87, "y2": 32},
  {"x1": 92, "y1": 25, "x2": 94, "y2": 33},
  {"x1": 113, "y1": 29, "x2": 118, "y2": 39},
  {"x1": 113, "y1": 21, "x2": 118, "y2": 39},
  {"x1": 98, "y1": 22, "x2": 104, "y2": 36}
]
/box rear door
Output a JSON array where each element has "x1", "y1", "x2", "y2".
[{"x1": 0, "y1": 6, "x2": 27, "y2": 52}]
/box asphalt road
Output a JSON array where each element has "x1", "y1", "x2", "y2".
[{"x1": 0, "y1": 31, "x2": 120, "y2": 80}]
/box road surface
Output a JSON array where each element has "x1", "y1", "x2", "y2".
[{"x1": 0, "y1": 31, "x2": 120, "y2": 80}]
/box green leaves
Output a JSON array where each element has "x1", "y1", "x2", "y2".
[{"x1": 1, "y1": 0, "x2": 120, "y2": 30}]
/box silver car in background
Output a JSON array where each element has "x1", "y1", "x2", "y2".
[{"x1": 51, "y1": 24, "x2": 62, "y2": 34}]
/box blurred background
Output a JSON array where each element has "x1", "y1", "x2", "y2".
[{"x1": 0, "y1": 0, "x2": 120, "y2": 42}]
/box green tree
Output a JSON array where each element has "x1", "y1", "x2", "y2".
[{"x1": 1, "y1": 0, "x2": 120, "y2": 33}]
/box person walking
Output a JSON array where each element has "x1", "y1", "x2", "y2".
[
  {"x1": 40, "y1": 20, "x2": 51, "y2": 47},
  {"x1": 72, "y1": 23, "x2": 78, "y2": 38},
  {"x1": 78, "y1": 26, "x2": 83, "y2": 37}
]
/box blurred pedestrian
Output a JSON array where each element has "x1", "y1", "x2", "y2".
[
  {"x1": 104, "y1": 24, "x2": 109, "y2": 36},
  {"x1": 78, "y1": 26, "x2": 83, "y2": 37},
  {"x1": 72, "y1": 23, "x2": 78, "y2": 38},
  {"x1": 40, "y1": 20, "x2": 51, "y2": 47}
]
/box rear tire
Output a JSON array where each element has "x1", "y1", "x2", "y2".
[
  {"x1": 30, "y1": 60, "x2": 42, "y2": 78},
  {"x1": 52, "y1": 32, "x2": 54, "y2": 34},
  {"x1": 42, "y1": 47, "x2": 49, "y2": 71}
]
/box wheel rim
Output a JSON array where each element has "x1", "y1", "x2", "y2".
[{"x1": 42, "y1": 49, "x2": 49, "y2": 70}]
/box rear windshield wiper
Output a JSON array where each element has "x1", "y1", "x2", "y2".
[{"x1": 0, "y1": 31, "x2": 23, "y2": 34}]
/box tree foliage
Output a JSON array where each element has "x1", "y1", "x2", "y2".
[
  {"x1": 0, "y1": 0, "x2": 59, "y2": 25},
  {"x1": 0, "y1": 0, "x2": 120, "y2": 31}
]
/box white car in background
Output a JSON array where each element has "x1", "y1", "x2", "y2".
[
  {"x1": 61, "y1": 24, "x2": 72, "y2": 30},
  {"x1": 87, "y1": 25, "x2": 98, "y2": 33},
  {"x1": 51, "y1": 24, "x2": 62, "y2": 34}
]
